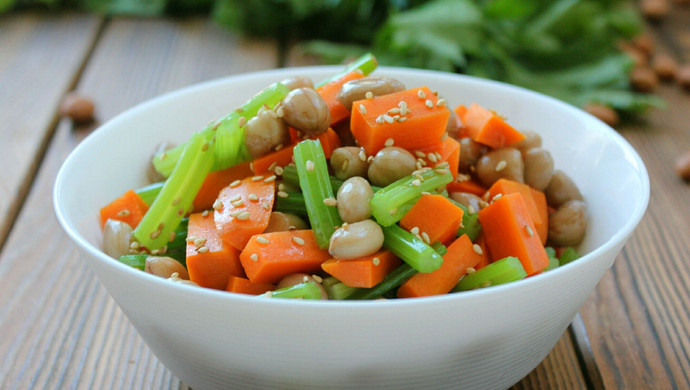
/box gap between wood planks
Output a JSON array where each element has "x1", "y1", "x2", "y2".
[{"x1": 0, "y1": 18, "x2": 108, "y2": 255}]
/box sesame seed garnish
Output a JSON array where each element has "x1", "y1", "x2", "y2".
[
  {"x1": 389, "y1": 208, "x2": 398, "y2": 215},
  {"x1": 384, "y1": 138, "x2": 395, "y2": 147},
  {"x1": 275, "y1": 144, "x2": 285, "y2": 152},
  {"x1": 257, "y1": 236, "x2": 270, "y2": 244},
  {"x1": 248, "y1": 193, "x2": 259, "y2": 201},
  {"x1": 252, "y1": 175, "x2": 264, "y2": 181},
  {"x1": 481, "y1": 281, "x2": 492, "y2": 288},
  {"x1": 376, "y1": 115, "x2": 385, "y2": 124},
  {"x1": 427, "y1": 153, "x2": 438, "y2": 163},
  {"x1": 276, "y1": 106, "x2": 284, "y2": 118},
  {"x1": 237, "y1": 116, "x2": 247, "y2": 127},
  {"x1": 237, "y1": 211, "x2": 251, "y2": 220},
  {"x1": 263, "y1": 175, "x2": 277, "y2": 183},
  {"x1": 383, "y1": 114, "x2": 394, "y2": 123},
  {"x1": 229, "y1": 194, "x2": 242, "y2": 202},
  {"x1": 130, "y1": 241, "x2": 140, "y2": 250},
  {"x1": 436, "y1": 98, "x2": 447, "y2": 107},
  {"x1": 358, "y1": 149, "x2": 367, "y2": 162},
  {"x1": 323, "y1": 197, "x2": 337, "y2": 207},
  {"x1": 249, "y1": 162, "x2": 255, "y2": 173},
  {"x1": 397, "y1": 116, "x2": 407, "y2": 123},
  {"x1": 416, "y1": 161, "x2": 423, "y2": 170},
  {"x1": 292, "y1": 236, "x2": 305, "y2": 246},
  {"x1": 250, "y1": 253, "x2": 259, "y2": 262},
  {"x1": 421, "y1": 232, "x2": 431, "y2": 244},
  {"x1": 441, "y1": 133, "x2": 448, "y2": 141},
  {"x1": 312, "y1": 274, "x2": 323, "y2": 283},
  {"x1": 341, "y1": 159, "x2": 349, "y2": 172},
  {"x1": 372, "y1": 257, "x2": 381, "y2": 266},
  {"x1": 201, "y1": 142, "x2": 210, "y2": 152},
  {"x1": 268, "y1": 161, "x2": 277, "y2": 172},
  {"x1": 341, "y1": 222, "x2": 349, "y2": 229},
  {"x1": 425, "y1": 99, "x2": 434, "y2": 108},
  {"x1": 231, "y1": 199, "x2": 244, "y2": 208},
  {"x1": 277, "y1": 191, "x2": 289, "y2": 198},
  {"x1": 278, "y1": 183, "x2": 286, "y2": 191},
  {"x1": 421, "y1": 191, "x2": 431, "y2": 195},
  {"x1": 262, "y1": 202, "x2": 270, "y2": 210},
  {"x1": 150, "y1": 230, "x2": 161, "y2": 240},
  {"x1": 473, "y1": 244, "x2": 483, "y2": 255},
  {"x1": 213, "y1": 199, "x2": 223, "y2": 210},
  {"x1": 274, "y1": 166, "x2": 284, "y2": 175},
  {"x1": 177, "y1": 208, "x2": 185, "y2": 217},
  {"x1": 435, "y1": 152, "x2": 443, "y2": 161},
  {"x1": 302, "y1": 276, "x2": 309, "y2": 283},
  {"x1": 387, "y1": 107, "x2": 400, "y2": 115},
  {"x1": 466, "y1": 267, "x2": 476, "y2": 274},
  {"x1": 229, "y1": 210, "x2": 242, "y2": 218},
  {"x1": 417, "y1": 89, "x2": 426, "y2": 99},
  {"x1": 365, "y1": 91, "x2": 373, "y2": 99},
  {"x1": 194, "y1": 237, "x2": 206, "y2": 246},
  {"x1": 411, "y1": 179, "x2": 421, "y2": 187},
  {"x1": 525, "y1": 225, "x2": 534, "y2": 237},
  {"x1": 415, "y1": 150, "x2": 426, "y2": 158},
  {"x1": 117, "y1": 209, "x2": 130, "y2": 217},
  {"x1": 495, "y1": 160, "x2": 507, "y2": 172},
  {"x1": 492, "y1": 193, "x2": 503, "y2": 202},
  {"x1": 157, "y1": 223, "x2": 165, "y2": 231},
  {"x1": 468, "y1": 205, "x2": 476, "y2": 214},
  {"x1": 359, "y1": 104, "x2": 367, "y2": 114},
  {"x1": 435, "y1": 168, "x2": 450, "y2": 175},
  {"x1": 417, "y1": 158, "x2": 427, "y2": 166},
  {"x1": 457, "y1": 173, "x2": 470, "y2": 182},
  {"x1": 306, "y1": 160, "x2": 315, "y2": 172},
  {"x1": 160, "y1": 152, "x2": 167, "y2": 160},
  {"x1": 410, "y1": 226, "x2": 420, "y2": 235},
  {"x1": 150, "y1": 248, "x2": 161, "y2": 255},
  {"x1": 230, "y1": 180, "x2": 241, "y2": 188},
  {"x1": 201, "y1": 210, "x2": 209, "y2": 217}
]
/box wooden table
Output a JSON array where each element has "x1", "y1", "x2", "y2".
[{"x1": 1, "y1": 10, "x2": 688, "y2": 390}]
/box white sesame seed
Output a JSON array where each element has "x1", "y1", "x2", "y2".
[
  {"x1": 436, "y1": 98, "x2": 447, "y2": 107},
  {"x1": 276, "y1": 106, "x2": 284, "y2": 118},
  {"x1": 230, "y1": 180, "x2": 241, "y2": 188},
  {"x1": 312, "y1": 274, "x2": 323, "y2": 283},
  {"x1": 201, "y1": 210, "x2": 209, "y2": 217},
  {"x1": 416, "y1": 161, "x2": 423, "y2": 170},
  {"x1": 248, "y1": 193, "x2": 259, "y2": 202},
  {"x1": 389, "y1": 208, "x2": 398, "y2": 215},
  {"x1": 387, "y1": 107, "x2": 400, "y2": 115},
  {"x1": 365, "y1": 91, "x2": 373, "y2": 99},
  {"x1": 193, "y1": 237, "x2": 206, "y2": 246},
  {"x1": 229, "y1": 194, "x2": 242, "y2": 202},
  {"x1": 367, "y1": 155, "x2": 374, "y2": 163},
  {"x1": 252, "y1": 175, "x2": 264, "y2": 181},
  {"x1": 427, "y1": 153, "x2": 438, "y2": 163},
  {"x1": 212, "y1": 199, "x2": 223, "y2": 210},
  {"x1": 435, "y1": 168, "x2": 450, "y2": 175},
  {"x1": 302, "y1": 276, "x2": 309, "y2": 283},
  {"x1": 481, "y1": 281, "x2": 492, "y2": 288},
  {"x1": 359, "y1": 104, "x2": 367, "y2": 115},
  {"x1": 263, "y1": 175, "x2": 277, "y2": 183},
  {"x1": 466, "y1": 267, "x2": 476, "y2": 274},
  {"x1": 262, "y1": 202, "x2": 270, "y2": 210},
  {"x1": 274, "y1": 143, "x2": 284, "y2": 151},
  {"x1": 473, "y1": 244, "x2": 483, "y2": 255},
  {"x1": 411, "y1": 179, "x2": 421, "y2": 187},
  {"x1": 250, "y1": 253, "x2": 259, "y2": 262},
  {"x1": 525, "y1": 225, "x2": 534, "y2": 237},
  {"x1": 421, "y1": 232, "x2": 431, "y2": 244},
  {"x1": 384, "y1": 138, "x2": 394, "y2": 147},
  {"x1": 415, "y1": 150, "x2": 426, "y2": 158},
  {"x1": 237, "y1": 211, "x2": 251, "y2": 220},
  {"x1": 274, "y1": 166, "x2": 284, "y2": 175},
  {"x1": 410, "y1": 226, "x2": 420, "y2": 235},
  {"x1": 198, "y1": 246, "x2": 209, "y2": 254},
  {"x1": 323, "y1": 197, "x2": 337, "y2": 206},
  {"x1": 238, "y1": 116, "x2": 247, "y2": 127},
  {"x1": 150, "y1": 248, "x2": 161, "y2": 255},
  {"x1": 457, "y1": 173, "x2": 470, "y2": 182},
  {"x1": 383, "y1": 114, "x2": 394, "y2": 123},
  {"x1": 232, "y1": 199, "x2": 244, "y2": 207},
  {"x1": 468, "y1": 205, "x2": 476, "y2": 214},
  {"x1": 495, "y1": 160, "x2": 507, "y2": 172},
  {"x1": 425, "y1": 99, "x2": 434, "y2": 108},
  {"x1": 492, "y1": 193, "x2": 503, "y2": 202},
  {"x1": 306, "y1": 160, "x2": 315, "y2": 172},
  {"x1": 172, "y1": 197, "x2": 181, "y2": 206},
  {"x1": 376, "y1": 115, "x2": 385, "y2": 124},
  {"x1": 268, "y1": 161, "x2": 277, "y2": 172},
  {"x1": 292, "y1": 236, "x2": 305, "y2": 246},
  {"x1": 372, "y1": 257, "x2": 381, "y2": 266},
  {"x1": 358, "y1": 149, "x2": 367, "y2": 161},
  {"x1": 257, "y1": 236, "x2": 270, "y2": 244},
  {"x1": 277, "y1": 191, "x2": 289, "y2": 198},
  {"x1": 130, "y1": 241, "x2": 140, "y2": 250},
  {"x1": 117, "y1": 209, "x2": 130, "y2": 217},
  {"x1": 417, "y1": 89, "x2": 426, "y2": 99},
  {"x1": 229, "y1": 210, "x2": 242, "y2": 218}
]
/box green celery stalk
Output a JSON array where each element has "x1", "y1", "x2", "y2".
[
  {"x1": 117, "y1": 254, "x2": 147, "y2": 270},
  {"x1": 321, "y1": 277, "x2": 359, "y2": 300},
  {"x1": 292, "y1": 139, "x2": 342, "y2": 248},
  {"x1": 558, "y1": 247, "x2": 580, "y2": 265},
  {"x1": 314, "y1": 52, "x2": 378, "y2": 88},
  {"x1": 164, "y1": 218, "x2": 189, "y2": 265},
  {"x1": 370, "y1": 169, "x2": 453, "y2": 226},
  {"x1": 152, "y1": 82, "x2": 290, "y2": 177},
  {"x1": 452, "y1": 256, "x2": 527, "y2": 292},
  {"x1": 446, "y1": 198, "x2": 482, "y2": 242},
  {"x1": 134, "y1": 132, "x2": 215, "y2": 250},
  {"x1": 274, "y1": 191, "x2": 308, "y2": 216},
  {"x1": 382, "y1": 224, "x2": 443, "y2": 273},
  {"x1": 346, "y1": 263, "x2": 417, "y2": 300},
  {"x1": 543, "y1": 257, "x2": 560, "y2": 272},
  {"x1": 281, "y1": 164, "x2": 357, "y2": 193},
  {"x1": 431, "y1": 241, "x2": 447, "y2": 256},
  {"x1": 261, "y1": 282, "x2": 322, "y2": 300}
]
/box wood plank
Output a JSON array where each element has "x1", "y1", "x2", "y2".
[
  {"x1": 0, "y1": 16, "x2": 277, "y2": 389},
  {"x1": 0, "y1": 12, "x2": 102, "y2": 250}
]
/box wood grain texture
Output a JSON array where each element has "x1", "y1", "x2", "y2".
[
  {"x1": 0, "y1": 12, "x2": 102, "y2": 250},
  {"x1": 0, "y1": 16, "x2": 276, "y2": 390}
]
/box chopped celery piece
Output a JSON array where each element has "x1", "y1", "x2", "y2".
[
  {"x1": 293, "y1": 140, "x2": 342, "y2": 248},
  {"x1": 164, "y1": 218, "x2": 189, "y2": 265},
  {"x1": 314, "y1": 52, "x2": 378, "y2": 88},
  {"x1": 370, "y1": 169, "x2": 453, "y2": 226},
  {"x1": 152, "y1": 82, "x2": 290, "y2": 177},
  {"x1": 446, "y1": 198, "x2": 482, "y2": 242},
  {"x1": 452, "y1": 256, "x2": 527, "y2": 292},
  {"x1": 544, "y1": 257, "x2": 560, "y2": 272},
  {"x1": 346, "y1": 263, "x2": 417, "y2": 300},
  {"x1": 545, "y1": 246, "x2": 557, "y2": 259},
  {"x1": 382, "y1": 224, "x2": 443, "y2": 273},
  {"x1": 261, "y1": 282, "x2": 322, "y2": 300},
  {"x1": 321, "y1": 277, "x2": 359, "y2": 300},
  {"x1": 431, "y1": 242, "x2": 447, "y2": 256},
  {"x1": 134, "y1": 132, "x2": 215, "y2": 250},
  {"x1": 117, "y1": 254, "x2": 147, "y2": 270},
  {"x1": 135, "y1": 181, "x2": 164, "y2": 206},
  {"x1": 281, "y1": 164, "x2": 353, "y2": 193},
  {"x1": 559, "y1": 247, "x2": 581, "y2": 265},
  {"x1": 274, "y1": 191, "x2": 308, "y2": 216}
]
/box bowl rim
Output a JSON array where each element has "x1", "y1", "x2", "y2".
[{"x1": 53, "y1": 65, "x2": 650, "y2": 309}]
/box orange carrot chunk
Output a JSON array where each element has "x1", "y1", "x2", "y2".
[
  {"x1": 316, "y1": 71, "x2": 364, "y2": 126},
  {"x1": 192, "y1": 161, "x2": 254, "y2": 212},
  {"x1": 530, "y1": 188, "x2": 549, "y2": 245},
  {"x1": 453, "y1": 104, "x2": 469, "y2": 138},
  {"x1": 240, "y1": 230, "x2": 331, "y2": 284},
  {"x1": 477, "y1": 193, "x2": 549, "y2": 276},
  {"x1": 446, "y1": 178, "x2": 487, "y2": 197},
  {"x1": 99, "y1": 189, "x2": 149, "y2": 229},
  {"x1": 473, "y1": 233, "x2": 491, "y2": 270},
  {"x1": 215, "y1": 176, "x2": 276, "y2": 251},
  {"x1": 251, "y1": 144, "x2": 296, "y2": 175},
  {"x1": 414, "y1": 137, "x2": 461, "y2": 179},
  {"x1": 186, "y1": 212, "x2": 245, "y2": 290},
  {"x1": 486, "y1": 179, "x2": 545, "y2": 243},
  {"x1": 399, "y1": 194, "x2": 464, "y2": 245},
  {"x1": 350, "y1": 86, "x2": 450, "y2": 155},
  {"x1": 397, "y1": 234, "x2": 486, "y2": 298},
  {"x1": 321, "y1": 250, "x2": 402, "y2": 288},
  {"x1": 463, "y1": 103, "x2": 525, "y2": 148},
  {"x1": 225, "y1": 275, "x2": 275, "y2": 295}
]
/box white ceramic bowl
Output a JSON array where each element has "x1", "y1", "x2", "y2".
[{"x1": 54, "y1": 66, "x2": 649, "y2": 390}]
